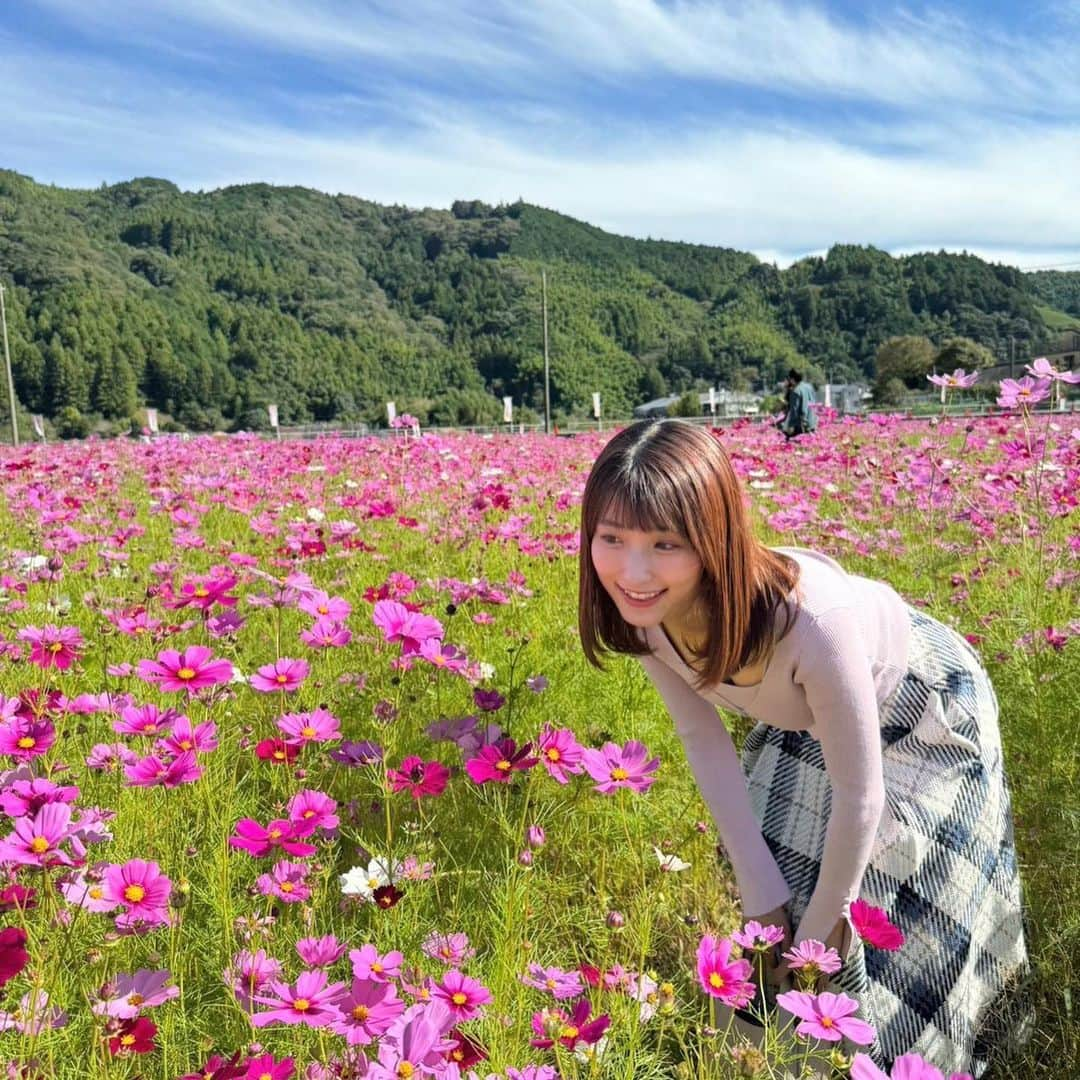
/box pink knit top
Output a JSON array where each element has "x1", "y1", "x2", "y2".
[{"x1": 639, "y1": 546, "x2": 912, "y2": 946}]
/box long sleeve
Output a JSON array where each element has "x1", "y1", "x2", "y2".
[
  {"x1": 791, "y1": 605, "x2": 886, "y2": 946},
  {"x1": 639, "y1": 653, "x2": 792, "y2": 917}
]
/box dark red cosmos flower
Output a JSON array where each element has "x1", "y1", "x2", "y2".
[
  {"x1": 578, "y1": 963, "x2": 602, "y2": 989},
  {"x1": 0, "y1": 884, "x2": 38, "y2": 912},
  {"x1": 0, "y1": 927, "x2": 29, "y2": 987},
  {"x1": 108, "y1": 1016, "x2": 157, "y2": 1055},
  {"x1": 373, "y1": 884, "x2": 404, "y2": 910},
  {"x1": 444, "y1": 1029, "x2": 487, "y2": 1067},
  {"x1": 177, "y1": 1051, "x2": 247, "y2": 1079},
  {"x1": 254, "y1": 739, "x2": 299, "y2": 766}
]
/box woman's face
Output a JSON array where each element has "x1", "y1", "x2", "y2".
[{"x1": 590, "y1": 519, "x2": 703, "y2": 632}]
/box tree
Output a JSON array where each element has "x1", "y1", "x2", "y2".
[
  {"x1": 874, "y1": 335, "x2": 935, "y2": 390},
  {"x1": 933, "y1": 336, "x2": 996, "y2": 371}
]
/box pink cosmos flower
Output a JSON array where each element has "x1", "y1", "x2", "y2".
[
  {"x1": 696, "y1": 935, "x2": 754, "y2": 1008},
  {"x1": 0, "y1": 803, "x2": 76, "y2": 868},
  {"x1": 124, "y1": 750, "x2": 203, "y2": 788},
  {"x1": 581, "y1": 739, "x2": 660, "y2": 794},
  {"x1": 850, "y1": 899, "x2": 905, "y2": 951},
  {"x1": 782, "y1": 939, "x2": 843, "y2": 978},
  {"x1": 155, "y1": 715, "x2": 218, "y2": 756},
  {"x1": 421, "y1": 931, "x2": 475, "y2": 966},
  {"x1": 165, "y1": 573, "x2": 239, "y2": 612},
  {"x1": 226, "y1": 949, "x2": 283, "y2": 1011},
  {"x1": 251, "y1": 970, "x2": 346, "y2": 1028},
  {"x1": 17, "y1": 625, "x2": 84, "y2": 670},
  {"x1": 927, "y1": 369, "x2": 979, "y2": 389},
  {"x1": 256, "y1": 860, "x2": 311, "y2": 903},
  {"x1": 229, "y1": 819, "x2": 317, "y2": 859},
  {"x1": 102, "y1": 860, "x2": 172, "y2": 925},
  {"x1": 287, "y1": 789, "x2": 339, "y2": 836},
  {"x1": 536, "y1": 725, "x2": 585, "y2": 784},
  {"x1": 329, "y1": 739, "x2": 384, "y2": 766},
  {"x1": 250, "y1": 658, "x2": 310, "y2": 693},
  {"x1": 300, "y1": 618, "x2": 353, "y2": 649},
  {"x1": 372, "y1": 600, "x2": 443, "y2": 655},
  {"x1": 1025, "y1": 356, "x2": 1080, "y2": 384},
  {"x1": 521, "y1": 964, "x2": 585, "y2": 1000},
  {"x1": 473, "y1": 688, "x2": 505, "y2": 712},
  {"x1": 387, "y1": 756, "x2": 451, "y2": 798},
  {"x1": 997, "y1": 376, "x2": 1051, "y2": 409},
  {"x1": 136, "y1": 646, "x2": 234, "y2": 694},
  {"x1": 242, "y1": 1054, "x2": 294, "y2": 1080},
  {"x1": 299, "y1": 591, "x2": 352, "y2": 621},
  {"x1": 418, "y1": 637, "x2": 469, "y2": 674},
  {"x1": 369, "y1": 1000, "x2": 457, "y2": 1078},
  {"x1": 58, "y1": 867, "x2": 118, "y2": 913},
  {"x1": 432, "y1": 970, "x2": 492, "y2": 1022},
  {"x1": 86, "y1": 743, "x2": 139, "y2": 772},
  {"x1": 732, "y1": 919, "x2": 787, "y2": 952},
  {"x1": 114, "y1": 704, "x2": 177, "y2": 737},
  {"x1": 350, "y1": 944, "x2": 404, "y2": 983},
  {"x1": 0, "y1": 716, "x2": 55, "y2": 760},
  {"x1": 464, "y1": 738, "x2": 538, "y2": 784},
  {"x1": 850, "y1": 1051, "x2": 973, "y2": 1080},
  {"x1": 296, "y1": 935, "x2": 347, "y2": 967},
  {"x1": 0, "y1": 778, "x2": 78, "y2": 818},
  {"x1": 277, "y1": 708, "x2": 341, "y2": 744},
  {"x1": 329, "y1": 977, "x2": 405, "y2": 1045},
  {"x1": 206, "y1": 610, "x2": 246, "y2": 638},
  {"x1": 93, "y1": 968, "x2": 180, "y2": 1018},
  {"x1": 776, "y1": 990, "x2": 876, "y2": 1045},
  {"x1": 530, "y1": 998, "x2": 611, "y2": 1051},
  {"x1": 0, "y1": 990, "x2": 67, "y2": 1034}
]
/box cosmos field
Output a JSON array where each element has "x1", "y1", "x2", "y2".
[{"x1": 0, "y1": 402, "x2": 1075, "y2": 1079}]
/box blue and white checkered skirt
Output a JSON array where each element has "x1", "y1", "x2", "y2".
[{"x1": 741, "y1": 605, "x2": 1029, "y2": 1076}]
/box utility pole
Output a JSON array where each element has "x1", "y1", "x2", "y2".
[
  {"x1": 541, "y1": 270, "x2": 551, "y2": 434},
  {"x1": 0, "y1": 282, "x2": 17, "y2": 447}
]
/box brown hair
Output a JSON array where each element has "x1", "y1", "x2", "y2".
[{"x1": 578, "y1": 419, "x2": 799, "y2": 689}]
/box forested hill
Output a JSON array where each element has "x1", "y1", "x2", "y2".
[{"x1": 0, "y1": 168, "x2": 1073, "y2": 432}]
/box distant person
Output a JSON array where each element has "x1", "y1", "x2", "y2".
[{"x1": 778, "y1": 369, "x2": 817, "y2": 438}]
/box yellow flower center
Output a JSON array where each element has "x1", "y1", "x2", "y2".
[
  {"x1": 709, "y1": 973, "x2": 725, "y2": 989},
  {"x1": 611, "y1": 767, "x2": 629, "y2": 781},
  {"x1": 301, "y1": 726, "x2": 316, "y2": 738},
  {"x1": 48, "y1": 642, "x2": 64, "y2": 653},
  {"x1": 89, "y1": 886, "x2": 103, "y2": 900},
  {"x1": 29, "y1": 836, "x2": 49, "y2": 854},
  {"x1": 546, "y1": 748, "x2": 561, "y2": 761},
  {"x1": 275, "y1": 674, "x2": 288, "y2": 684},
  {"x1": 302, "y1": 809, "x2": 315, "y2": 818},
  {"x1": 397, "y1": 1065, "x2": 415, "y2": 1079},
  {"x1": 371, "y1": 962, "x2": 383, "y2": 973},
  {"x1": 269, "y1": 829, "x2": 282, "y2": 840},
  {"x1": 292, "y1": 998, "x2": 310, "y2": 1012},
  {"x1": 179, "y1": 739, "x2": 192, "y2": 750},
  {"x1": 495, "y1": 760, "x2": 512, "y2": 772},
  {"x1": 194, "y1": 586, "x2": 209, "y2": 597},
  {"x1": 545, "y1": 978, "x2": 556, "y2": 988},
  {"x1": 452, "y1": 991, "x2": 468, "y2": 1005},
  {"x1": 561, "y1": 1025, "x2": 580, "y2": 1040},
  {"x1": 352, "y1": 1004, "x2": 369, "y2": 1021},
  {"x1": 821, "y1": 1016, "x2": 834, "y2": 1028},
  {"x1": 123, "y1": 884, "x2": 146, "y2": 903},
  {"x1": 127, "y1": 993, "x2": 144, "y2": 1006},
  {"x1": 280, "y1": 882, "x2": 294, "y2": 893},
  {"x1": 273, "y1": 749, "x2": 286, "y2": 760},
  {"x1": 317, "y1": 605, "x2": 328, "y2": 614},
  {"x1": 16, "y1": 736, "x2": 35, "y2": 749},
  {"x1": 177, "y1": 667, "x2": 196, "y2": 680},
  {"x1": 120, "y1": 1034, "x2": 136, "y2": 1047}
]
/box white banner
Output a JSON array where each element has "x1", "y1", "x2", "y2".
[
  {"x1": 146, "y1": 407, "x2": 158, "y2": 434},
  {"x1": 592, "y1": 392, "x2": 601, "y2": 419},
  {"x1": 386, "y1": 401, "x2": 396, "y2": 424},
  {"x1": 823, "y1": 384, "x2": 831, "y2": 408},
  {"x1": 502, "y1": 396, "x2": 513, "y2": 423},
  {"x1": 31, "y1": 414, "x2": 45, "y2": 439},
  {"x1": 940, "y1": 384, "x2": 947, "y2": 405},
  {"x1": 267, "y1": 404, "x2": 279, "y2": 428},
  {"x1": 708, "y1": 386, "x2": 716, "y2": 412}
]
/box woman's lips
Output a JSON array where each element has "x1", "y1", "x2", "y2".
[{"x1": 616, "y1": 585, "x2": 667, "y2": 608}]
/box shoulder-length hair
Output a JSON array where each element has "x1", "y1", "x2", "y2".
[{"x1": 578, "y1": 419, "x2": 799, "y2": 689}]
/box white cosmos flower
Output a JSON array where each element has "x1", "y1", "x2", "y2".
[
  {"x1": 340, "y1": 857, "x2": 400, "y2": 899},
  {"x1": 653, "y1": 847, "x2": 691, "y2": 872}
]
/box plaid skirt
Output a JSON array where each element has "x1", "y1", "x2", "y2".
[{"x1": 741, "y1": 605, "x2": 1029, "y2": 1076}]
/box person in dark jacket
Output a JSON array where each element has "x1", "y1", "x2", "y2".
[{"x1": 778, "y1": 369, "x2": 817, "y2": 439}]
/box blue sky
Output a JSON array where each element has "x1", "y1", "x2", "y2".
[{"x1": 7, "y1": 0, "x2": 1080, "y2": 268}]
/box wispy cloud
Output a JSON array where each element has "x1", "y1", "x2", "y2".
[{"x1": 10, "y1": 1, "x2": 1080, "y2": 268}]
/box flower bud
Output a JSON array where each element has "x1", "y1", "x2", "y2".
[
  {"x1": 517, "y1": 850, "x2": 533, "y2": 867},
  {"x1": 525, "y1": 824, "x2": 546, "y2": 849},
  {"x1": 605, "y1": 910, "x2": 625, "y2": 930}
]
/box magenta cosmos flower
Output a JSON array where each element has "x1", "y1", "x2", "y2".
[
  {"x1": 300, "y1": 617, "x2": 352, "y2": 649},
  {"x1": 732, "y1": 919, "x2": 787, "y2": 952},
  {"x1": 535, "y1": 725, "x2": 584, "y2": 784},
  {"x1": 431, "y1": 970, "x2": 492, "y2": 1022},
  {"x1": 850, "y1": 1051, "x2": 973, "y2": 1080},
  {"x1": 93, "y1": 968, "x2": 180, "y2": 1019},
  {"x1": 996, "y1": 376, "x2": 1051, "y2": 409},
  {"x1": 521, "y1": 964, "x2": 584, "y2": 1000},
  {"x1": 926, "y1": 369, "x2": 979, "y2": 389},
  {"x1": 464, "y1": 738, "x2": 538, "y2": 784},
  {"x1": 124, "y1": 750, "x2": 203, "y2": 788},
  {"x1": 0, "y1": 716, "x2": 55, "y2": 760},
  {"x1": 102, "y1": 860, "x2": 172, "y2": 924},
  {"x1": 137, "y1": 646, "x2": 233, "y2": 694},
  {"x1": 251, "y1": 970, "x2": 346, "y2": 1028},
  {"x1": 256, "y1": 860, "x2": 311, "y2": 903},
  {"x1": 776, "y1": 990, "x2": 876, "y2": 1044},
  {"x1": 372, "y1": 600, "x2": 444, "y2": 655},
  {"x1": 250, "y1": 658, "x2": 310, "y2": 693},
  {"x1": 0, "y1": 803, "x2": 76, "y2": 868},
  {"x1": 530, "y1": 998, "x2": 611, "y2": 1051},
  {"x1": 696, "y1": 935, "x2": 754, "y2": 1008},
  {"x1": 299, "y1": 591, "x2": 352, "y2": 621},
  {"x1": 17, "y1": 625, "x2": 84, "y2": 670},
  {"x1": 850, "y1": 899, "x2": 905, "y2": 951},
  {"x1": 782, "y1": 939, "x2": 843, "y2": 980},
  {"x1": 277, "y1": 708, "x2": 341, "y2": 744},
  {"x1": 229, "y1": 819, "x2": 316, "y2": 859},
  {"x1": 581, "y1": 739, "x2": 660, "y2": 794},
  {"x1": 386, "y1": 756, "x2": 451, "y2": 798},
  {"x1": 421, "y1": 931, "x2": 475, "y2": 966},
  {"x1": 296, "y1": 934, "x2": 347, "y2": 967},
  {"x1": 287, "y1": 789, "x2": 339, "y2": 835},
  {"x1": 329, "y1": 977, "x2": 405, "y2": 1045},
  {"x1": 350, "y1": 944, "x2": 403, "y2": 982}
]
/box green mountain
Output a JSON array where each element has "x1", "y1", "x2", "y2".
[{"x1": 0, "y1": 169, "x2": 1070, "y2": 431}]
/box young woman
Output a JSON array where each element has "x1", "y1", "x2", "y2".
[{"x1": 577, "y1": 419, "x2": 1027, "y2": 1076}]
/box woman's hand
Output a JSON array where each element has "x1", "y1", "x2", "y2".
[{"x1": 775, "y1": 917, "x2": 851, "y2": 992}]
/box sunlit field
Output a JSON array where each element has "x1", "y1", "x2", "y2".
[{"x1": 0, "y1": 405, "x2": 1075, "y2": 1079}]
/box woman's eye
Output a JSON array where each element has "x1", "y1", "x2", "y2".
[
  {"x1": 656, "y1": 542, "x2": 680, "y2": 551},
  {"x1": 598, "y1": 534, "x2": 620, "y2": 544}
]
